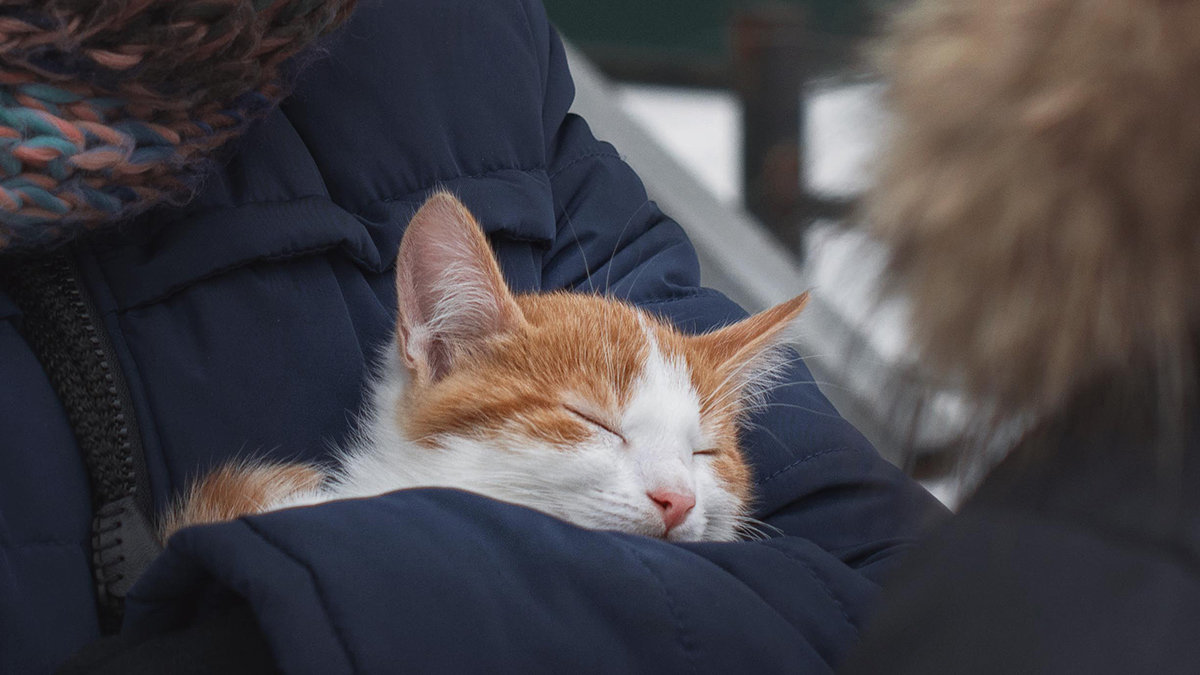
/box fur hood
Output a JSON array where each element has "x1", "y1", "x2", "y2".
[{"x1": 869, "y1": 0, "x2": 1200, "y2": 415}]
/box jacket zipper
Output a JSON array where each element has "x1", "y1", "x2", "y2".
[{"x1": 1, "y1": 247, "x2": 160, "y2": 633}]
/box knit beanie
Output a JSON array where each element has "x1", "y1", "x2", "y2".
[{"x1": 0, "y1": 0, "x2": 357, "y2": 250}]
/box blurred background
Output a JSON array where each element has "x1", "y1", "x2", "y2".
[{"x1": 544, "y1": 0, "x2": 966, "y2": 505}]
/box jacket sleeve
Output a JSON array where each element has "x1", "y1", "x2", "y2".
[
  {"x1": 126, "y1": 490, "x2": 881, "y2": 673},
  {"x1": 121, "y1": 3, "x2": 946, "y2": 673}
]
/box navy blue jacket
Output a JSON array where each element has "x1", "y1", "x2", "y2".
[{"x1": 0, "y1": 1, "x2": 944, "y2": 672}]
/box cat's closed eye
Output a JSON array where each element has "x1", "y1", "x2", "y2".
[{"x1": 563, "y1": 404, "x2": 625, "y2": 443}]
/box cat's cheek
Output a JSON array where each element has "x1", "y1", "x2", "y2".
[
  {"x1": 692, "y1": 465, "x2": 749, "y2": 541},
  {"x1": 665, "y1": 515, "x2": 708, "y2": 543}
]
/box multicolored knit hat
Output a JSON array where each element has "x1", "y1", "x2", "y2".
[{"x1": 0, "y1": 0, "x2": 357, "y2": 250}]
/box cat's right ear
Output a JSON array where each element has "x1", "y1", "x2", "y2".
[
  {"x1": 689, "y1": 292, "x2": 810, "y2": 396},
  {"x1": 394, "y1": 192, "x2": 524, "y2": 384}
]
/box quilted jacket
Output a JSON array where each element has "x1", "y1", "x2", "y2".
[{"x1": 0, "y1": 1, "x2": 945, "y2": 672}]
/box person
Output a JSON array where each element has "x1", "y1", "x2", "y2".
[
  {"x1": 841, "y1": 0, "x2": 1200, "y2": 672},
  {"x1": 0, "y1": 1, "x2": 945, "y2": 672}
]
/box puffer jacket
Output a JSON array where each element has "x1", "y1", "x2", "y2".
[{"x1": 0, "y1": 1, "x2": 945, "y2": 672}]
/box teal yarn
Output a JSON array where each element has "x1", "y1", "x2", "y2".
[
  {"x1": 0, "y1": 177, "x2": 71, "y2": 214},
  {"x1": 17, "y1": 84, "x2": 86, "y2": 105},
  {"x1": 0, "y1": 0, "x2": 358, "y2": 251},
  {"x1": 0, "y1": 90, "x2": 162, "y2": 230}
]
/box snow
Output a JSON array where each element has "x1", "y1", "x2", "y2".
[
  {"x1": 615, "y1": 81, "x2": 889, "y2": 202},
  {"x1": 615, "y1": 84, "x2": 743, "y2": 205},
  {"x1": 804, "y1": 80, "x2": 888, "y2": 197}
]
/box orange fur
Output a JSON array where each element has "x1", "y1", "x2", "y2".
[
  {"x1": 160, "y1": 462, "x2": 324, "y2": 542},
  {"x1": 403, "y1": 292, "x2": 647, "y2": 448},
  {"x1": 403, "y1": 290, "x2": 808, "y2": 505}
]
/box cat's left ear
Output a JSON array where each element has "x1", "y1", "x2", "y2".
[
  {"x1": 394, "y1": 191, "x2": 525, "y2": 384},
  {"x1": 689, "y1": 292, "x2": 810, "y2": 394}
]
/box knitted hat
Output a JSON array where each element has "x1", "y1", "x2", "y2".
[{"x1": 0, "y1": 0, "x2": 357, "y2": 250}]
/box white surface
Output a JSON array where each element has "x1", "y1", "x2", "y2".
[
  {"x1": 615, "y1": 81, "x2": 889, "y2": 203},
  {"x1": 615, "y1": 84, "x2": 743, "y2": 205},
  {"x1": 804, "y1": 81, "x2": 888, "y2": 197}
]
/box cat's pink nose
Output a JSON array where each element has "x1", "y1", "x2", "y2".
[{"x1": 648, "y1": 490, "x2": 696, "y2": 533}]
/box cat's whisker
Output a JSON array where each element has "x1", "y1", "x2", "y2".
[
  {"x1": 740, "y1": 514, "x2": 783, "y2": 537},
  {"x1": 759, "y1": 378, "x2": 857, "y2": 393},
  {"x1": 603, "y1": 198, "x2": 651, "y2": 295},
  {"x1": 559, "y1": 205, "x2": 595, "y2": 294},
  {"x1": 738, "y1": 420, "x2": 793, "y2": 456},
  {"x1": 749, "y1": 402, "x2": 846, "y2": 420},
  {"x1": 701, "y1": 353, "x2": 833, "y2": 417},
  {"x1": 704, "y1": 378, "x2": 860, "y2": 422},
  {"x1": 619, "y1": 255, "x2": 653, "y2": 304},
  {"x1": 703, "y1": 349, "x2": 815, "y2": 412},
  {"x1": 734, "y1": 521, "x2": 775, "y2": 542}
]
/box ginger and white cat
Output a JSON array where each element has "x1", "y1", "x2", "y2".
[{"x1": 163, "y1": 193, "x2": 808, "y2": 543}]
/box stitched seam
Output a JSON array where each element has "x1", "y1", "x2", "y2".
[
  {"x1": 828, "y1": 540, "x2": 921, "y2": 569},
  {"x1": 755, "y1": 446, "x2": 854, "y2": 487},
  {"x1": 147, "y1": 167, "x2": 550, "y2": 227},
  {"x1": 695, "y1": 555, "x2": 800, "y2": 631},
  {"x1": 547, "y1": 150, "x2": 622, "y2": 180},
  {"x1": 635, "y1": 289, "x2": 725, "y2": 306},
  {"x1": 108, "y1": 165, "x2": 558, "y2": 311},
  {"x1": 756, "y1": 539, "x2": 858, "y2": 635},
  {"x1": 239, "y1": 519, "x2": 361, "y2": 675},
  {"x1": 827, "y1": 537, "x2": 920, "y2": 556},
  {"x1": 148, "y1": 193, "x2": 330, "y2": 228},
  {"x1": 116, "y1": 242, "x2": 350, "y2": 314},
  {"x1": 623, "y1": 544, "x2": 699, "y2": 674},
  {"x1": 116, "y1": 207, "x2": 559, "y2": 314},
  {"x1": 493, "y1": 233, "x2": 551, "y2": 245},
  {"x1": 363, "y1": 166, "x2": 549, "y2": 210}
]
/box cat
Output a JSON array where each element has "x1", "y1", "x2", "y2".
[{"x1": 161, "y1": 192, "x2": 809, "y2": 543}]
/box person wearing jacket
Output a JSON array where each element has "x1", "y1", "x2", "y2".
[
  {"x1": 0, "y1": 1, "x2": 945, "y2": 672},
  {"x1": 842, "y1": 0, "x2": 1200, "y2": 672}
]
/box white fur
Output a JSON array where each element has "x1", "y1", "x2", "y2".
[{"x1": 273, "y1": 321, "x2": 747, "y2": 542}]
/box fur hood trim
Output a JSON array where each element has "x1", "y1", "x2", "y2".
[{"x1": 869, "y1": 0, "x2": 1200, "y2": 413}]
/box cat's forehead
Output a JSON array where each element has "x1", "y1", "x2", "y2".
[
  {"x1": 503, "y1": 292, "x2": 714, "y2": 401},
  {"x1": 515, "y1": 291, "x2": 649, "y2": 334},
  {"x1": 505, "y1": 292, "x2": 656, "y2": 400},
  {"x1": 416, "y1": 291, "x2": 724, "y2": 427}
]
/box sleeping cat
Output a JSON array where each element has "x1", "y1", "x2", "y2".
[{"x1": 161, "y1": 192, "x2": 808, "y2": 543}]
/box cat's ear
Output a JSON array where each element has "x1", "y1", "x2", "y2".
[
  {"x1": 690, "y1": 292, "x2": 810, "y2": 395},
  {"x1": 394, "y1": 191, "x2": 524, "y2": 383}
]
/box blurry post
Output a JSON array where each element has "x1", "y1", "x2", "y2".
[{"x1": 733, "y1": 3, "x2": 808, "y2": 253}]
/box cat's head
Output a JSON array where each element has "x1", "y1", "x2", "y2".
[{"x1": 391, "y1": 192, "x2": 808, "y2": 541}]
